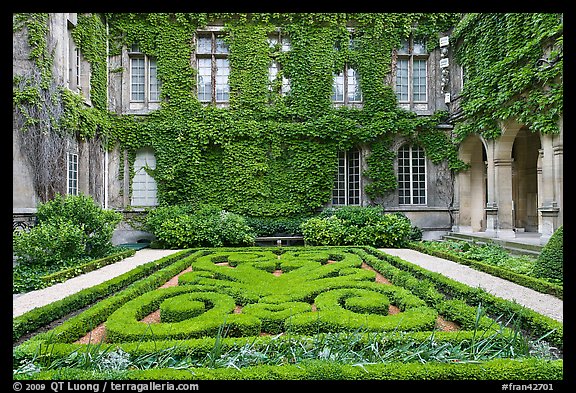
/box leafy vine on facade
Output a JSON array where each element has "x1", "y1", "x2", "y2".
[{"x1": 13, "y1": 13, "x2": 562, "y2": 217}]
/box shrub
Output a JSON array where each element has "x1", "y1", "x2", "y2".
[
  {"x1": 243, "y1": 215, "x2": 309, "y2": 236},
  {"x1": 12, "y1": 194, "x2": 122, "y2": 266},
  {"x1": 146, "y1": 205, "x2": 255, "y2": 248},
  {"x1": 300, "y1": 216, "x2": 346, "y2": 246},
  {"x1": 301, "y1": 207, "x2": 413, "y2": 247},
  {"x1": 532, "y1": 226, "x2": 563, "y2": 283},
  {"x1": 13, "y1": 219, "x2": 86, "y2": 269}
]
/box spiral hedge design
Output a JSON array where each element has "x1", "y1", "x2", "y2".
[
  {"x1": 103, "y1": 249, "x2": 440, "y2": 341},
  {"x1": 13, "y1": 246, "x2": 563, "y2": 380}
]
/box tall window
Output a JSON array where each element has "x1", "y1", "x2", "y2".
[
  {"x1": 129, "y1": 45, "x2": 161, "y2": 103},
  {"x1": 332, "y1": 149, "x2": 361, "y2": 206},
  {"x1": 268, "y1": 32, "x2": 291, "y2": 96},
  {"x1": 131, "y1": 148, "x2": 158, "y2": 207},
  {"x1": 67, "y1": 153, "x2": 78, "y2": 196},
  {"x1": 332, "y1": 66, "x2": 362, "y2": 104},
  {"x1": 395, "y1": 37, "x2": 428, "y2": 104},
  {"x1": 196, "y1": 32, "x2": 230, "y2": 104},
  {"x1": 398, "y1": 144, "x2": 426, "y2": 205},
  {"x1": 67, "y1": 23, "x2": 80, "y2": 92},
  {"x1": 268, "y1": 61, "x2": 290, "y2": 96}
]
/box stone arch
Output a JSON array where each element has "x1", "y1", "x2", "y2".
[
  {"x1": 457, "y1": 133, "x2": 487, "y2": 232},
  {"x1": 511, "y1": 127, "x2": 541, "y2": 232}
]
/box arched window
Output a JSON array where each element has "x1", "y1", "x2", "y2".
[
  {"x1": 131, "y1": 148, "x2": 158, "y2": 207},
  {"x1": 398, "y1": 144, "x2": 426, "y2": 205},
  {"x1": 332, "y1": 149, "x2": 361, "y2": 206}
]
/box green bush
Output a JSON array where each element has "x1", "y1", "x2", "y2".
[
  {"x1": 300, "y1": 216, "x2": 346, "y2": 246},
  {"x1": 13, "y1": 219, "x2": 85, "y2": 269},
  {"x1": 12, "y1": 194, "x2": 122, "y2": 267},
  {"x1": 301, "y1": 207, "x2": 413, "y2": 247},
  {"x1": 146, "y1": 205, "x2": 255, "y2": 248},
  {"x1": 243, "y1": 215, "x2": 309, "y2": 236},
  {"x1": 533, "y1": 226, "x2": 563, "y2": 282}
]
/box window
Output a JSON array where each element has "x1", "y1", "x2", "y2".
[
  {"x1": 268, "y1": 32, "x2": 291, "y2": 53},
  {"x1": 332, "y1": 149, "x2": 361, "y2": 206},
  {"x1": 196, "y1": 32, "x2": 230, "y2": 104},
  {"x1": 131, "y1": 148, "x2": 158, "y2": 207},
  {"x1": 67, "y1": 153, "x2": 78, "y2": 196},
  {"x1": 395, "y1": 37, "x2": 428, "y2": 104},
  {"x1": 397, "y1": 144, "x2": 426, "y2": 205},
  {"x1": 67, "y1": 23, "x2": 80, "y2": 92},
  {"x1": 268, "y1": 61, "x2": 290, "y2": 96},
  {"x1": 129, "y1": 47, "x2": 161, "y2": 103},
  {"x1": 267, "y1": 31, "x2": 291, "y2": 96},
  {"x1": 332, "y1": 66, "x2": 362, "y2": 104}
]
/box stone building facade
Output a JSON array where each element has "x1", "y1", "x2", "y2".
[{"x1": 13, "y1": 13, "x2": 563, "y2": 244}]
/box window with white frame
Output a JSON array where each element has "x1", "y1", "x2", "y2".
[
  {"x1": 268, "y1": 32, "x2": 291, "y2": 96},
  {"x1": 332, "y1": 66, "x2": 362, "y2": 104},
  {"x1": 196, "y1": 32, "x2": 230, "y2": 104},
  {"x1": 268, "y1": 61, "x2": 291, "y2": 95},
  {"x1": 129, "y1": 46, "x2": 161, "y2": 103},
  {"x1": 397, "y1": 144, "x2": 426, "y2": 205},
  {"x1": 332, "y1": 149, "x2": 361, "y2": 206},
  {"x1": 395, "y1": 37, "x2": 428, "y2": 104},
  {"x1": 131, "y1": 148, "x2": 158, "y2": 207},
  {"x1": 67, "y1": 152, "x2": 78, "y2": 196}
]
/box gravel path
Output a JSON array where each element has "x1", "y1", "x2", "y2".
[
  {"x1": 379, "y1": 248, "x2": 563, "y2": 322},
  {"x1": 12, "y1": 248, "x2": 181, "y2": 318},
  {"x1": 13, "y1": 247, "x2": 563, "y2": 324}
]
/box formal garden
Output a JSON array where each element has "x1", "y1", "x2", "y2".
[{"x1": 13, "y1": 194, "x2": 563, "y2": 381}]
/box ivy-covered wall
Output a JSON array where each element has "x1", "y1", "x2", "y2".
[
  {"x1": 451, "y1": 13, "x2": 563, "y2": 141},
  {"x1": 104, "y1": 12, "x2": 466, "y2": 217},
  {"x1": 15, "y1": 13, "x2": 562, "y2": 222}
]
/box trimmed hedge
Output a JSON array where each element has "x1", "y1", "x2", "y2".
[
  {"x1": 13, "y1": 246, "x2": 563, "y2": 380},
  {"x1": 409, "y1": 241, "x2": 563, "y2": 299},
  {"x1": 15, "y1": 358, "x2": 563, "y2": 380},
  {"x1": 533, "y1": 226, "x2": 563, "y2": 282}
]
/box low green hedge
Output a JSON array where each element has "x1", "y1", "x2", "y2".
[
  {"x1": 360, "y1": 247, "x2": 563, "y2": 348},
  {"x1": 40, "y1": 249, "x2": 136, "y2": 286},
  {"x1": 13, "y1": 249, "x2": 197, "y2": 343},
  {"x1": 13, "y1": 246, "x2": 562, "y2": 380},
  {"x1": 409, "y1": 241, "x2": 563, "y2": 299},
  {"x1": 15, "y1": 358, "x2": 563, "y2": 380}
]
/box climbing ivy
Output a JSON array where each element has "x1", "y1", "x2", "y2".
[
  {"x1": 451, "y1": 13, "x2": 563, "y2": 141},
  {"x1": 15, "y1": 12, "x2": 472, "y2": 216},
  {"x1": 100, "y1": 13, "x2": 467, "y2": 216}
]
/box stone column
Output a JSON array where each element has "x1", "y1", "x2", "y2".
[
  {"x1": 553, "y1": 143, "x2": 563, "y2": 225},
  {"x1": 493, "y1": 158, "x2": 515, "y2": 238},
  {"x1": 538, "y1": 135, "x2": 560, "y2": 243},
  {"x1": 452, "y1": 171, "x2": 461, "y2": 232},
  {"x1": 484, "y1": 140, "x2": 498, "y2": 236}
]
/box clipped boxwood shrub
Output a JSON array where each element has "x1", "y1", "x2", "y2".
[
  {"x1": 301, "y1": 206, "x2": 413, "y2": 247},
  {"x1": 533, "y1": 226, "x2": 563, "y2": 282}
]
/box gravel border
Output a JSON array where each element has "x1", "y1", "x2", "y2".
[
  {"x1": 379, "y1": 248, "x2": 563, "y2": 322},
  {"x1": 13, "y1": 247, "x2": 563, "y2": 323}
]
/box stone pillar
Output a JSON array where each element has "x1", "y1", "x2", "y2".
[
  {"x1": 553, "y1": 143, "x2": 563, "y2": 225},
  {"x1": 484, "y1": 140, "x2": 498, "y2": 236},
  {"x1": 494, "y1": 158, "x2": 515, "y2": 239},
  {"x1": 538, "y1": 135, "x2": 560, "y2": 244},
  {"x1": 452, "y1": 171, "x2": 461, "y2": 232},
  {"x1": 536, "y1": 149, "x2": 544, "y2": 233}
]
